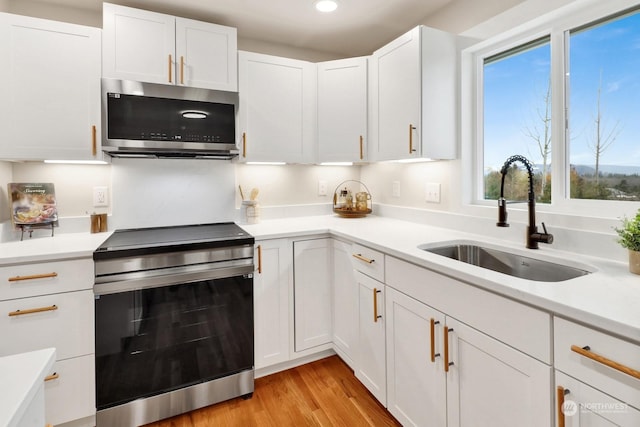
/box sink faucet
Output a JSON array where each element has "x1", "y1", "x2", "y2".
[{"x1": 496, "y1": 154, "x2": 554, "y2": 249}]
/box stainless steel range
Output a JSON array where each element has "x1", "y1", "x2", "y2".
[{"x1": 93, "y1": 223, "x2": 255, "y2": 427}]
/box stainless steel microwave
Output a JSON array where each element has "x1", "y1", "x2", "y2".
[{"x1": 101, "y1": 78, "x2": 238, "y2": 159}]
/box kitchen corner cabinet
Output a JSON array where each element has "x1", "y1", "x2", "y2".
[
  {"x1": 103, "y1": 3, "x2": 237, "y2": 91},
  {"x1": 0, "y1": 258, "x2": 95, "y2": 426},
  {"x1": 0, "y1": 13, "x2": 101, "y2": 161},
  {"x1": 369, "y1": 25, "x2": 457, "y2": 161},
  {"x1": 238, "y1": 51, "x2": 317, "y2": 163},
  {"x1": 331, "y1": 240, "x2": 358, "y2": 369},
  {"x1": 253, "y1": 239, "x2": 291, "y2": 369},
  {"x1": 293, "y1": 238, "x2": 332, "y2": 352},
  {"x1": 317, "y1": 57, "x2": 368, "y2": 162}
]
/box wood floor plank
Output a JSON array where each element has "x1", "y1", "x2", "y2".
[{"x1": 144, "y1": 356, "x2": 400, "y2": 427}]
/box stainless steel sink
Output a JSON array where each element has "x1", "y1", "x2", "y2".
[{"x1": 419, "y1": 242, "x2": 592, "y2": 282}]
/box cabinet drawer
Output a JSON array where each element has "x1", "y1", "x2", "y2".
[
  {"x1": 0, "y1": 258, "x2": 93, "y2": 301},
  {"x1": 350, "y1": 243, "x2": 384, "y2": 282},
  {"x1": 45, "y1": 354, "x2": 96, "y2": 425},
  {"x1": 0, "y1": 290, "x2": 94, "y2": 360},
  {"x1": 554, "y1": 317, "x2": 640, "y2": 409}
]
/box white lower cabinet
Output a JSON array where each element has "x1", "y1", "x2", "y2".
[
  {"x1": 555, "y1": 371, "x2": 640, "y2": 427},
  {"x1": 45, "y1": 354, "x2": 95, "y2": 425},
  {"x1": 386, "y1": 287, "x2": 446, "y2": 426},
  {"x1": 445, "y1": 317, "x2": 552, "y2": 427},
  {"x1": 293, "y1": 238, "x2": 332, "y2": 352},
  {"x1": 355, "y1": 271, "x2": 387, "y2": 405},
  {"x1": 254, "y1": 239, "x2": 291, "y2": 369},
  {"x1": 386, "y1": 287, "x2": 551, "y2": 427},
  {"x1": 332, "y1": 240, "x2": 358, "y2": 369}
]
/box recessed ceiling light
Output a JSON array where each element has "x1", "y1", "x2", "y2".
[{"x1": 314, "y1": 0, "x2": 338, "y2": 13}]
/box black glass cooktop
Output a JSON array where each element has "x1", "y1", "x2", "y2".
[{"x1": 94, "y1": 222, "x2": 254, "y2": 260}]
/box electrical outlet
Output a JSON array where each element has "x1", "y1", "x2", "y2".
[
  {"x1": 392, "y1": 181, "x2": 401, "y2": 198},
  {"x1": 318, "y1": 180, "x2": 328, "y2": 196},
  {"x1": 93, "y1": 186, "x2": 108, "y2": 207},
  {"x1": 425, "y1": 182, "x2": 441, "y2": 203}
]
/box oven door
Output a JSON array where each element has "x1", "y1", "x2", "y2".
[{"x1": 94, "y1": 272, "x2": 253, "y2": 411}]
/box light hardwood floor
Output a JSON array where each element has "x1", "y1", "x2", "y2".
[{"x1": 144, "y1": 356, "x2": 401, "y2": 427}]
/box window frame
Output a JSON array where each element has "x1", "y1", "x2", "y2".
[{"x1": 462, "y1": 0, "x2": 640, "y2": 221}]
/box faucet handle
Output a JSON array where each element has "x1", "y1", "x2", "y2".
[{"x1": 536, "y1": 222, "x2": 554, "y2": 244}]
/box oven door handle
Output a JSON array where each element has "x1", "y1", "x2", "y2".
[{"x1": 94, "y1": 262, "x2": 253, "y2": 296}]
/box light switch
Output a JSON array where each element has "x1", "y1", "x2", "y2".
[{"x1": 425, "y1": 183, "x2": 440, "y2": 203}]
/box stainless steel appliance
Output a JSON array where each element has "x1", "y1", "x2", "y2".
[
  {"x1": 102, "y1": 78, "x2": 239, "y2": 159},
  {"x1": 93, "y1": 223, "x2": 254, "y2": 426}
]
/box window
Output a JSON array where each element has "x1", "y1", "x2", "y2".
[
  {"x1": 568, "y1": 10, "x2": 640, "y2": 201},
  {"x1": 483, "y1": 38, "x2": 551, "y2": 203},
  {"x1": 477, "y1": 5, "x2": 640, "y2": 209}
]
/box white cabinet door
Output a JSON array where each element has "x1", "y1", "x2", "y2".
[
  {"x1": 0, "y1": 13, "x2": 101, "y2": 161},
  {"x1": 370, "y1": 25, "x2": 456, "y2": 161},
  {"x1": 45, "y1": 354, "x2": 95, "y2": 425},
  {"x1": 253, "y1": 240, "x2": 291, "y2": 369},
  {"x1": 238, "y1": 51, "x2": 317, "y2": 163},
  {"x1": 317, "y1": 57, "x2": 368, "y2": 162},
  {"x1": 293, "y1": 238, "x2": 331, "y2": 352},
  {"x1": 386, "y1": 287, "x2": 446, "y2": 427},
  {"x1": 371, "y1": 26, "x2": 421, "y2": 161},
  {"x1": 175, "y1": 17, "x2": 237, "y2": 91},
  {"x1": 332, "y1": 239, "x2": 357, "y2": 369},
  {"x1": 102, "y1": 3, "x2": 175, "y2": 85},
  {"x1": 355, "y1": 271, "x2": 386, "y2": 406},
  {"x1": 445, "y1": 317, "x2": 552, "y2": 427},
  {"x1": 555, "y1": 371, "x2": 640, "y2": 427}
]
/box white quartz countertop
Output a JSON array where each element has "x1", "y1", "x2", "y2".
[
  {"x1": 0, "y1": 215, "x2": 637, "y2": 345},
  {"x1": 0, "y1": 348, "x2": 56, "y2": 427},
  {"x1": 0, "y1": 231, "x2": 112, "y2": 264},
  {"x1": 240, "y1": 215, "x2": 640, "y2": 344}
]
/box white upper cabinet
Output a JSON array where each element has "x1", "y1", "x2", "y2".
[
  {"x1": 0, "y1": 13, "x2": 101, "y2": 161},
  {"x1": 317, "y1": 57, "x2": 368, "y2": 162},
  {"x1": 370, "y1": 25, "x2": 457, "y2": 161},
  {"x1": 238, "y1": 51, "x2": 317, "y2": 163},
  {"x1": 103, "y1": 3, "x2": 237, "y2": 91}
]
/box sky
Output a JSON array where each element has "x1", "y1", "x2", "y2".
[{"x1": 483, "y1": 9, "x2": 640, "y2": 173}]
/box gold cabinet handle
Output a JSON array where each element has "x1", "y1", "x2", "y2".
[
  {"x1": 91, "y1": 125, "x2": 97, "y2": 156},
  {"x1": 359, "y1": 135, "x2": 364, "y2": 160},
  {"x1": 168, "y1": 54, "x2": 173, "y2": 83},
  {"x1": 8, "y1": 272, "x2": 58, "y2": 282},
  {"x1": 557, "y1": 386, "x2": 569, "y2": 427},
  {"x1": 9, "y1": 304, "x2": 58, "y2": 317},
  {"x1": 45, "y1": 372, "x2": 59, "y2": 382},
  {"x1": 242, "y1": 132, "x2": 247, "y2": 158},
  {"x1": 373, "y1": 288, "x2": 382, "y2": 323},
  {"x1": 257, "y1": 245, "x2": 262, "y2": 274},
  {"x1": 180, "y1": 56, "x2": 185, "y2": 84},
  {"x1": 443, "y1": 325, "x2": 454, "y2": 372},
  {"x1": 571, "y1": 344, "x2": 640, "y2": 380},
  {"x1": 352, "y1": 253, "x2": 374, "y2": 264},
  {"x1": 409, "y1": 124, "x2": 417, "y2": 154},
  {"x1": 430, "y1": 318, "x2": 440, "y2": 362}
]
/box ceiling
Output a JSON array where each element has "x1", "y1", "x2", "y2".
[{"x1": 32, "y1": 0, "x2": 460, "y2": 57}]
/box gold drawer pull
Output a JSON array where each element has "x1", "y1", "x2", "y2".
[
  {"x1": 571, "y1": 345, "x2": 640, "y2": 380},
  {"x1": 91, "y1": 125, "x2": 97, "y2": 156},
  {"x1": 373, "y1": 288, "x2": 382, "y2": 323},
  {"x1": 352, "y1": 253, "x2": 374, "y2": 264},
  {"x1": 180, "y1": 55, "x2": 185, "y2": 84},
  {"x1": 557, "y1": 386, "x2": 570, "y2": 427},
  {"x1": 45, "y1": 372, "x2": 59, "y2": 382},
  {"x1": 8, "y1": 272, "x2": 58, "y2": 282},
  {"x1": 430, "y1": 318, "x2": 440, "y2": 362},
  {"x1": 8, "y1": 305, "x2": 58, "y2": 317},
  {"x1": 168, "y1": 54, "x2": 173, "y2": 83},
  {"x1": 409, "y1": 124, "x2": 417, "y2": 154},
  {"x1": 444, "y1": 326, "x2": 454, "y2": 372},
  {"x1": 359, "y1": 135, "x2": 364, "y2": 160},
  {"x1": 257, "y1": 245, "x2": 263, "y2": 274}
]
